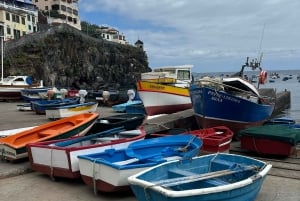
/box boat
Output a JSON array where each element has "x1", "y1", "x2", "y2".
[
  {"x1": 137, "y1": 65, "x2": 193, "y2": 116},
  {"x1": 148, "y1": 126, "x2": 234, "y2": 154},
  {"x1": 27, "y1": 127, "x2": 146, "y2": 179},
  {"x1": 189, "y1": 57, "x2": 275, "y2": 136},
  {"x1": 31, "y1": 97, "x2": 80, "y2": 114},
  {"x1": 128, "y1": 153, "x2": 272, "y2": 201},
  {"x1": 186, "y1": 126, "x2": 233, "y2": 153},
  {"x1": 238, "y1": 124, "x2": 300, "y2": 156},
  {"x1": 77, "y1": 134, "x2": 202, "y2": 193},
  {"x1": 45, "y1": 101, "x2": 98, "y2": 120},
  {"x1": 0, "y1": 126, "x2": 36, "y2": 138},
  {"x1": 87, "y1": 113, "x2": 146, "y2": 135},
  {"x1": 0, "y1": 75, "x2": 42, "y2": 100},
  {"x1": 263, "y1": 117, "x2": 296, "y2": 125},
  {"x1": 16, "y1": 103, "x2": 32, "y2": 111},
  {"x1": 112, "y1": 100, "x2": 142, "y2": 112},
  {"x1": 0, "y1": 112, "x2": 99, "y2": 161},
  {"x1": 20, "y1": 86, "x2": 50, "y2": 102}
]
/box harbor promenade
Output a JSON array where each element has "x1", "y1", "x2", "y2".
[{"x1": 0, "y1": 102, "x2": 299, "y2": 201}]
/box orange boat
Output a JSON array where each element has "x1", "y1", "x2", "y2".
[{"x1": 0, "y1": 112, "x2": 99, "y2": 161}]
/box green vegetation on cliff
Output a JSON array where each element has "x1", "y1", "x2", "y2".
[{"x1": 3, "y1": 24, "x2": 151, "y2": 90}]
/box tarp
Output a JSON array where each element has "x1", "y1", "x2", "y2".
[{"x1": 238, "y1": 125, "x2": 300, "y2": 145}]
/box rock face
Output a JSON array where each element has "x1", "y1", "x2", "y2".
[{"x1": 3, "y1": 24, "x2": 151, "y2": 90}]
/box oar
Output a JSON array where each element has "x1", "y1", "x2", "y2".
[
  {"x1": 53, "y1": 127, "x2": 124, "y2": 147},
  {"x1": 154, "y1": 165, "x2": 259, "y2": 187},
  {"x1": 113, "y1": 147, "x2": 179, "y2": 166}
]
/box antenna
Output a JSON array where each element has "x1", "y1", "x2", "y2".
[{"x1": 257, "y1": 23, "x2": 266, "y2": 59}]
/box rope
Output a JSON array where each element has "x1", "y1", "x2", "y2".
[{"x1": 50, "y1": 149, "x2": 54, "y2": 180}]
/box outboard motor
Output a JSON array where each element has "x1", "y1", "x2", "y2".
[{"x1": 78, "y1": 89, "x2": 88, "y2": 103}]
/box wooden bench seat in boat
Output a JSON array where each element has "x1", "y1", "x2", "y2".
[
  {"x1": 167, "y1": 168, "x2": 230, "y2": 186},
  {"x1": 38, "y1": 129, "x2": 58, "y2": 137}
]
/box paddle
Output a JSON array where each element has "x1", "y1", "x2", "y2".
[{"x1": 153, "y1": 165, "x2": 259, "y2": 187}]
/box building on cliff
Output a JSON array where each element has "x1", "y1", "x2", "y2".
[
  {"x1": 97, "y1": 25, "x2": 127, "y2": 45},
  {"x1": 0, "y1": 0, "x2": 38, "y2": 41},
  {"x1": 31, "y1": 0, "x2": 81, "y2": 30}
]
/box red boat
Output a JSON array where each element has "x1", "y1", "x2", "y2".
[
  {"x1": 238, "y1": 125, "x2": 300, "y2": 156},
  {"x1": 148, "y1": 126, "x2": 234, "y2": 153}
]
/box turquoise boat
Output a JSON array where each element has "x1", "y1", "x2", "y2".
[{"x1": 128, "y1": 153, "x2": 272, "y2": 201}]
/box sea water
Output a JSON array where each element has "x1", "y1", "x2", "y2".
[
  {"x1": 195, "y1": 69, "x2": 300, "y2": 123},
  {"x1": 261, "y1": 70, "x2": 300, "y2": 122}
]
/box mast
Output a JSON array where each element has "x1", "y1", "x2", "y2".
[{"x1": 1, "y1": 35, "x2": 3, "y2": 82}]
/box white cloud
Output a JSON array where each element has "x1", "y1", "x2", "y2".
[{"x1": 79, "y1": 0, "x2": 300, "y2": 72}]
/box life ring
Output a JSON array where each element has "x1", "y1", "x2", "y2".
[{"x1": 259, "y1": 70, "x2": 267, "y2": 84}]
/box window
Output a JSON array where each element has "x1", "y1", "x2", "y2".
[
  {"x1": 45, "y1": 6, "x2": 48, "y2": 10},
  {"x1": 22, "y1": 17, "x2": 25, "y2": 25},
  {"x1": 6, "y1": 13, "x2": 10, "y2": 21},
  {"x1": 27, "y1": 15, "x2": 31, "y2": 21},
  {"x1": 16, "y1": 16, "x2": 20, "y2": 23},
  {"x1": 7, "y1": 27, "x2": 11, "y2": 35},
  {"x1": 28, "y1": 25, "x2": 31, "y2": 30},
  {"x1": 32, "y1": 16, "x2": 35, "y2": 23},
  {"x1": 61, "y1": 5, "x2": 66, "y2": 11}
]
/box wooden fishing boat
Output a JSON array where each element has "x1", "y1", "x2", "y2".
[
  {"x1": 0, "y1": 113, "x2": 99, "y2": 161},
  {"x1": 263, "y1": 117, "x2": 296, "y2": 125},
  {"x1": 112, "y1": 100, "x2": 143, "y2": 112},
  {"x1": 20, "y1": 87, "x2": 49, "y2": 102},
  {"x1": 128, "y1": 153, "x2": 272, "y2": 201},
  {"x1": 0, "y1": 126, "x2": 36, "y2": 138},
  {"x1": 16, "y1": 103, "x2": 33, "y2": 111},
  {"x1": 189, "y1": 57, "x2": 275, "y2": 136},
  {"x1": 147, "y1": 126, "x2": 234, "y2": 154},
  {"x1": 87, "y1": 113, "x2": 146, "y2": 135},
  {"x1": 31, "y1": 97, "x2": 80, "y2": 114},
  {"x1": 27, "y1": 127, "x2": 146, "y2": 179},
  {"x1": 137, "y1": 65, "x2": 193, "y2": 116},
  {"x1": 238, "y1": 124, "x2": 300, "y2": 156},
  {"x1": 77, "y1": 134, "x2": 202, "y2": 193},
  {"x1": 45, "y1": 101, "x2": 98, "y2": 120}
]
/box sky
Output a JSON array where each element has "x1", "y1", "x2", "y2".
[{"x1": 78, "y1": 0, "x2": 300, "y2": 73}]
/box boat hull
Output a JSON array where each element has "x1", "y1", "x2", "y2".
[
  {"x1": 238, "y1": 125, "x2": 300, "y2": 156},
  {"x1": 87, "y1": 113, "x2": 146, "y2": 134},
  {"x1": 31, "y1": 97, "x2": 79, "y2": 114},
  {"x1": 27, "y1": 128, "x2": 146, "y2": 179},
  {"x1": 137, "y1": 81, "x2": 192, "y2": 116},
  {"x1": 0, "y1": 113, "x2": 99, "y2": 161},
  {"x1": 78, "y1": 135, "x2": 202, "y2": 193},
  {"x1": 128, "y1": 153, "x2": 272, "y2": 201},
  {"x1": 189, "y1": 86, "x2": 274, "y2": 135},
  {"x1": 45, "y1": 102, "x2": 98, "y2": 120}
]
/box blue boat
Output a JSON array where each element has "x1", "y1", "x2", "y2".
[
  {"x1": 31, "y1": 97, "x2": 79, "y2": 114},
  {"x1": 77, "y1": 134, "x2": 202, "y2": 193},
  {"x1": 128, "y1": 153, "x2": 272, "y2": 201},
  {"x1": 264, "y1": 117, "x2": 296, "y2": 125},
  {"x1": 112, "y1": 100, "x2": 143, "y2": 112},
  {"x1": 189, "y1": 58, "x2": 275, "y2": 136}
]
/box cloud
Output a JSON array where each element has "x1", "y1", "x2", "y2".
[{"x1": 79, "y1": 0, "x2": 300, "y2": 72}]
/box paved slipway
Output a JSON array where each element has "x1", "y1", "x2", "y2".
[{"x1": 0, "y1": 102, "x2": 300, "y2": 201}]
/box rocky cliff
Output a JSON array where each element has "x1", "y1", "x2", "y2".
[{"x1": 3, "y1": 24, "x2": 151, "y2": 90}]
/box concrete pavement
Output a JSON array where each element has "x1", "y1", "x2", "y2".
[{"x1": 0, "y1": 101, "x2": 300, "y2": 201}]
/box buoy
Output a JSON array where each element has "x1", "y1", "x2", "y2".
[{"x1": 259, "y1": 70, "x2": 267, "y2": 84}]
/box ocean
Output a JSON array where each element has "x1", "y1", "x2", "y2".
[{"x1": 194, "y1": 69, "x2": 300, "y2": 123}]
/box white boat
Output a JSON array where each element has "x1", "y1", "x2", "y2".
[
  {"x1": 45, "y1": 102, "x2": 98, "y2": 120},
  {"x1": 0, "y1": 76, "x2": 42, "y2": 100},
  {"x1": 137, "y1": 65, "x2": 193, "y2": 116},
  {"x1": 27, "y1": 127, "x2": 146, "y2": 179},
  {"x1": 0, "y1": 126, "x2": 36, "y2": 138}
]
